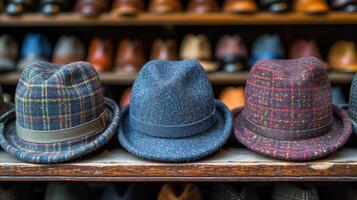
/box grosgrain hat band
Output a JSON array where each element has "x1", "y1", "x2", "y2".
[
  {"x1": 128, "y1": 109, "x2": 217, "y2": 138},
  {"x1": 242, "y1": 113, "x2": 332, "y2": 140},
  {"x1": 16, "y1": 110, "x2": 109, "y2": 143}
]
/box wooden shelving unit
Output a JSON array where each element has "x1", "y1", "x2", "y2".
[
  {"x1": 1, "y1": 12, "x2": 357, "y2": 26},
  {"x1": 0, "y1": 71, "x2": 353, "y2": 85},
  {"x1": 1, "y1": 148, "x2": 357, "y2": 182}
]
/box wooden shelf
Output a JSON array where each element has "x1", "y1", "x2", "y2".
[
  {"x1": 0, "y1": 71, "x2": 353, "y2": 85},
  {"x1": 2, "y1": 12, "x2": 357, "y2": 26},
  {"x1": 1, "y1": 148, "x2": 357, "y2": 181}
]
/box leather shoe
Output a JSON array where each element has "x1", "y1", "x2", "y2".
[
  {"x1": 115, "y1": 39, "x2": 145, "y2": 73},
  {"x1": 223, "y1": 0, "x2": 258, "y2": 13},
  {"x1": 151, "y1": 39, "x2": 177, "y2": 60},
  {"x1": 289, "y1": 39, "x2": 322, "y2": 59},
  {"x1": 328, "y1": 41, "x2": 357, "y2": 72},
  {"x1": 149, "y1": 0, "x2": 182, "y2": 14},
  {"x1": 0, "y1": 35, "x2": 18, "y2": 71},
  {"x1": 180, "y1": 34, "x2": 217, "y2": 72},
  {"x1": 112, "y1": 0, "x2": 144, "y2": 16},
  {"x1": 53, "y1": 35, "x2": 85, "y2": 64},
  {"x1": 293, "y1": 0, "x2": 329, "y2": 14},
  {"x1": 259, "y1": 0, "x2": 289, "y2": 12},
  {"x1": 216, "y1": 35, "x2": 247, "y2": 72},
  {"x1": 87, "y1": 38, "x2": 113, "y2": 72},
  {"x1": 187, "y1": 0, "x2": 219, "y2": 13},
  {"x1": 74, "y1": 0, "x2": 109, "y2": 18},
  {"x1": 6, "y1": 0, "x2": 37, "y2": 16},
  {"x1": 332, "y1": 0, "x2": 357, "y2": 12},
  {"x1": 40, "y1": 0, "x2": 68, "y2": 15}
]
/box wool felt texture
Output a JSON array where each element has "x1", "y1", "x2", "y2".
[
  {"x1": 118, "y1": 59, "x2": 232, "y2": 162},
  {"x1": 271, "y1": 183, "x2": 319, "y2": 200},
  {"x1": 234, "y1": 57, "x2": 352, "y2": 161},
  {"x1": 0, "y1": 61, "x2": 120, "y2": 163}
]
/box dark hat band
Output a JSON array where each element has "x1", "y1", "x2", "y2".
[
  {"x1": 129, "y1": 109, "x2": 217, "y2": 138},
  {"x1": 242, "y1": 114, "x2": 332, "y2": 140},
  {"x1": 15, "y1": 110, "x2": 109, "y2": 143}
]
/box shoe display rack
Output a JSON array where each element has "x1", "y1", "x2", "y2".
[{"x1": 0, "y1": 11, "x2": 357, "y2": 183}]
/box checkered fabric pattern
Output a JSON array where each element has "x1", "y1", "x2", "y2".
[
  {"x1": 271, "y1": 183, "x2": 319, "y2": 200},
  {"x1": 244, "y1": 57, "x2": 332, "y2": 137},
  {"x1": 16, "y1": 61, "x2": 104, "y2": 131}
]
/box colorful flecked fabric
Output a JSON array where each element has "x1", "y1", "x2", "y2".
[
  {"x1": 118, "y1": 59, "x2": 232, "y2": 162},
  {"x1": 0, "y1": 61, "x2": 120, "y2": 163},
  {"x1": 233, "y1": 57, "x2": 352, "y2": 161}
]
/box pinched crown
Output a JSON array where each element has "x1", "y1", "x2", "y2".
[
  {"x1": 16, "y1": 61, "x2": 104, "y2": 131},
  {"x1": 244, "y1": 57, "x2": 332, "y2": 132}
]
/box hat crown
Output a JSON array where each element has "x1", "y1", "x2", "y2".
[
  {"x1": 130, "y1": 60, "x2": 214, "y2": 126},
  {"x1": 16, "y1": 61, "x2": 105, "y2": 131},
  {"x1": 349, "y1": 74, "x2": 357, "y2": 121},
  {"x1": 244, "y1": 57, "x2": 332, "y2": 132},
  {"x1": 21, "y1": 34, "x2": 51, "y2": 58}
]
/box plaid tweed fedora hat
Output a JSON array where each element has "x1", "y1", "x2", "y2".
[
  {"x1": 118, "y1": 59, "x2": 232, "y2": 162},
  {"x1": 0, "y1": 61, "x2": 120, "y2": 163},
  {"x1": 233, "y1": 56, "x2": 352, "y2": 161}
]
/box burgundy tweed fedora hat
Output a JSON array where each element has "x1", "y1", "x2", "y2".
[{"x1": 233, "y1": 57, "x2": 352, "y2": 161}]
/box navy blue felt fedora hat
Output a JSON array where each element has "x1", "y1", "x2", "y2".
[
  {"x1": 118, "y1": 59, "x2": 232, "y2": 162},
  {"x1": 0, "y1": 61, "x2": 120, "y2": 163}
]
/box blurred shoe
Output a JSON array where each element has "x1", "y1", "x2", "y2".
[
  {"x1": 271, "y1": 183, "x2": 319, "y2": 200},
  {"x1": 328, "y1": 41, "x2": 357, "y2": 72},
  {"x1": 0, "y1": 35, "x2": 18, "y2": 71},
  {"x1": 250, "y1": 34, "x2": 284, "y2": 66},
  {"x1": 223, "y1": 0, "x2": 258, "y2": 13},
  {"x1": 151, "y1": 39, "x2": 177, "y2": 60},
  {"x1": 332, "y1": 0, "x2": 357, "y2": 11},
  {"x1": 158, "y1": 183, "x2": 202, "y2": 200},
  {"x1": 74, "y1": 0, "x2": 109, "y2": 17},
  {"x1": 40, "y1": 0, "x2": 68, "y2": 15},
  {"x1": 293, "y1": 0, "x2": 329, "y2": 14},
  {"x1": 259, "y1": 0, "x2": 289, "y2": 12},
  {"x1": 219, "y1": 87, "x2": 245, "y2": 110},
  {"x1": 187, "y1": 0, "x2": 219, "y2": 13},
  {"x1": 149, "y1": 0, "x2": 182, "y2": 14},
  {"x1": 52, "y1": 35, "x2": 85, "y2": 64},
  {"x1": 120, "y1": 87, "x2": 131, "y2": 108},
  {"x1": 45, "y1": 182, "x2": 89, "y2": 200},
  {"x1": 289, "y1": 39, "x2": 322, "y2": 59},
  {"x1": 216, "y1": 35, "x2": 247, "y2": 72},
  {"x1": 18, "y1": 33, "x2": 52, "y2": 70},
  {"x1": 180, "y1": 34, "x2": 217, "y2": 72},
  {"x1": 112, "y1": 0, "x2": 144, "y2": 16},
  {"x1": 87, "y1": 37, "x2": 113, "y2": 72},
  {"x1": 332, "y1": 86, "x2": 347, "y2": 106},
  {"x1": 6, "y1": 0, "x2": 37, "y2": 16},
  {"x1": 115, "y1": 39, "x2": 145, "y2": 73}
]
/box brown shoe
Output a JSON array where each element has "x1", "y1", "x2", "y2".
[
  {"x1": 74, "y1": 0, "x2": 109, "y2": 17},
  {"x1": 216, "y1": 35, "x2": 247, "y2": 72},
  {"x1": 112, "y1": 0, "x2": 144, "y2": 16},
  {"x1": 53, "y1": 35, "x2": 85, "y2": 64},
  {"x1": 149, "y1": 0, "x2": 182, "y2": 14},
  {"x1": 151, "y1": 39, "x2": 177, "y2": 60},
  {"x1": 223, "y1": 0, "x2": 258, "y2": 13},
  {"x1": 293, "y1": 0, "x2": 329, "y2": 14},
  {"x1": 87, "y1": 38, "x2": 113, "y2": 72},
  {"x1": 289, "y1": 39, "x2": 322, "y2": 59},
  {"x1": 157, "y1": 183, "x2": 202, "y2": 200},
  {"x1": 115, "y1": 39, "x2": 145, "y2": 73},
  {"x1": 180, "y1": 34, "x2": 217, "y2": 72},
  {"x1": 187, "y1": 0, "x2": 220, "y2": 13},
  {"x1": 328, "y1": 41, "x2": 357, "y2": 72}
]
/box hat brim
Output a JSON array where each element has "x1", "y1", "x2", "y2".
[
  {"x1": 0, "y1": 98, "x2": 120, "y2": 163},
  {"x1": 118, "y1": 100, "x2": 232, "y2": 162},
  {"x1": 233, "y1": 105, "x2": 352, "y2": 161}
]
